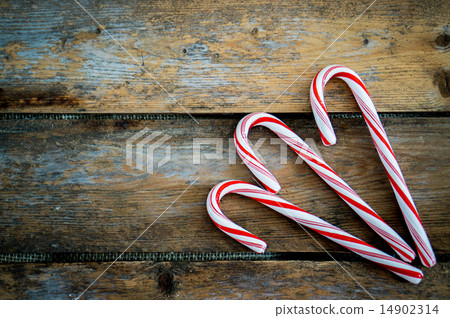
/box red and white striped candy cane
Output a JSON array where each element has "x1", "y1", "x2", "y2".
[
  {"x1": 310, "y1": 65, "x2": 435, "y2": 267},
  {"x1": 235, "y1": 112, "x2": 416, "y2": 262},
  {"x1": 207, "y1": 180, "x2": 424, "y2": 284}
]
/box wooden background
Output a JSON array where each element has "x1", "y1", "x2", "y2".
[{"x1": 0, "y1": 0, "x2": 449, "y2": 299}]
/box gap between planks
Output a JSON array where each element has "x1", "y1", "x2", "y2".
[
  {"x1": 1, "y1": 251, "x2": 449, "y2": 264},
  {"x1": 0, "y1": 111, "x2": 449, "y2": 121}
]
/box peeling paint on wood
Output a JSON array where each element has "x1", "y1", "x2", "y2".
[
  {"x1": 0, "y1": 0, "x2": 449, "y2": 113},
  {"x1": 0, "y1": 261, "x2": 448, "y2": 299},
  {"x1": 0, "y1": 117, "x2": 448, "y2": 254}
]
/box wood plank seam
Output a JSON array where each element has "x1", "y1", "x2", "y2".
[
  {"x1": 1, "y1": 0, "x2": 448, "y2": 113},
  {"x1": 0, "y1": 117, "x2": 447, "y2": 253},
  {"x1": 1, "y1": 252, "x2": 448, "y2": 264},
  {"x1": 0, "y1": 112, "x2": 448, "y2": 121}
]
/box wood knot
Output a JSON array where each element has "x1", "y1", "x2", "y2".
[
  {"x1": 114, "y1": 120, "x2": 128, "y2": 129},
  {"x1": 158, "y1": 271, "x2": 176, "y2": 296},
  {"x1": 212, "y1": 52, "x2": 220, "y2": 63},
  {"x1": 182, "y1": 48, "x2": 187, "y2": 54},
  {"x1": 363, "y1": 38, "x2": 369, "y2": 46},
  {"x1": 96, "y1": 27, "x2": 102, "y2": 34},
  {"x1": 251, "y1": 27, "x2": 258, "y2": 36},
  {"x1": 435, "y1": 33, "x2": 450, "y2": 49},
  {"x1": 435, "y1": 69, "x2": 449, "y2": 98}
]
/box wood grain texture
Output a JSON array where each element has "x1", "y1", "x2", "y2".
[
  {"x1": 0, "y1": 260, "x2": 448, "y2": 299},
  {"x1": 0, "y1": 0, "x2": 449, "y2": 113},
  {"x1": 0, "y1": 116, "x2": 448, "y2": 255}
]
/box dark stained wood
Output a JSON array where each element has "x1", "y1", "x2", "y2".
[
  {"x1": 0, "y1": 117, "x2": 448, "y2": 255},
  {"x1": 0, "y1": 0, "x2": 449, "y2": 113},
  {"x1": 0, "y1": 260, "x2": 448, "y2": 299}
]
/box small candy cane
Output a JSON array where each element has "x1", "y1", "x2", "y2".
[
  {"x1": 207, "y1": 180, "x2": 424, "y2": 284},
  {"x1": 235, "y1": 112, "x2": 415, "y2": 262},
  {"x1": 310, "y1": 65, "x2": 435, "y2": 267}
]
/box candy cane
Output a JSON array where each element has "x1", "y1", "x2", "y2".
[
  {"x1": 234, "y1": 112, "x2": 415, "y2": 263},
  {"x1": 207, "y1": 180, "x2": 423, "y2": 284},
  {"x1": 310, "y1": 65, "x2": 435, "y2": 267}
]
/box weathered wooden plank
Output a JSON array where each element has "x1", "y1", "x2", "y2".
[
  {"x1": 0, "y1": 260, "x2": 448, "y2": 299},
  {"x1": 0, "y1": 0, "x2": 448, "y2": 113},
  {"x1": 0, "y1": 116, "x2": 448, "y2": 255}
]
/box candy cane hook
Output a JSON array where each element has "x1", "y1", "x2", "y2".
[
  {"x1": 234, "y1": 112, "x2": 415, "y2": 262},
  {"x1": 310, "y1": 65, "x2": 435, "y2": 267},
  {"x1": 207, "y1": 180, "x2": 423, "y2": 284}
]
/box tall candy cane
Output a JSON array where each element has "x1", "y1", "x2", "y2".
[
  {"x1": 207, "y1": 180, "x2": 423, "y2": 284},
  {"x1": 235, "y1": 112, "x2": 415, "y2": 262},
  {"x1": 310, "y1": 65, "x2": 435, "y2": 267}
]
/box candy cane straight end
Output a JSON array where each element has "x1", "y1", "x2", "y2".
[
  {"x1": 417, "y1": 238, "x2": 437, "y2": 267},
  {"x1": 251, "y1": 243, "x2": 267, "y2": 254},
  {"x1": 318, "y1": 127, "x2": 336, "y2": 147},
  {"x1": 404, "y1": 255, "x2": 415, "y2": 263},
  {"x1": 398, "y1": 270, "x2": 423, "y2": 285},
  {"x1": 322, "y1": 136, "x2": 336, "y2": 147},
  {"x1": 420, "y1": 252, "x2": 437, "y2": 268},
  {"x1": 393, "y1": 247, "x2": 415, "y2": 263},
  {"x1": 266, "y1": 183, "x2": 281, "y2": 194}
]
